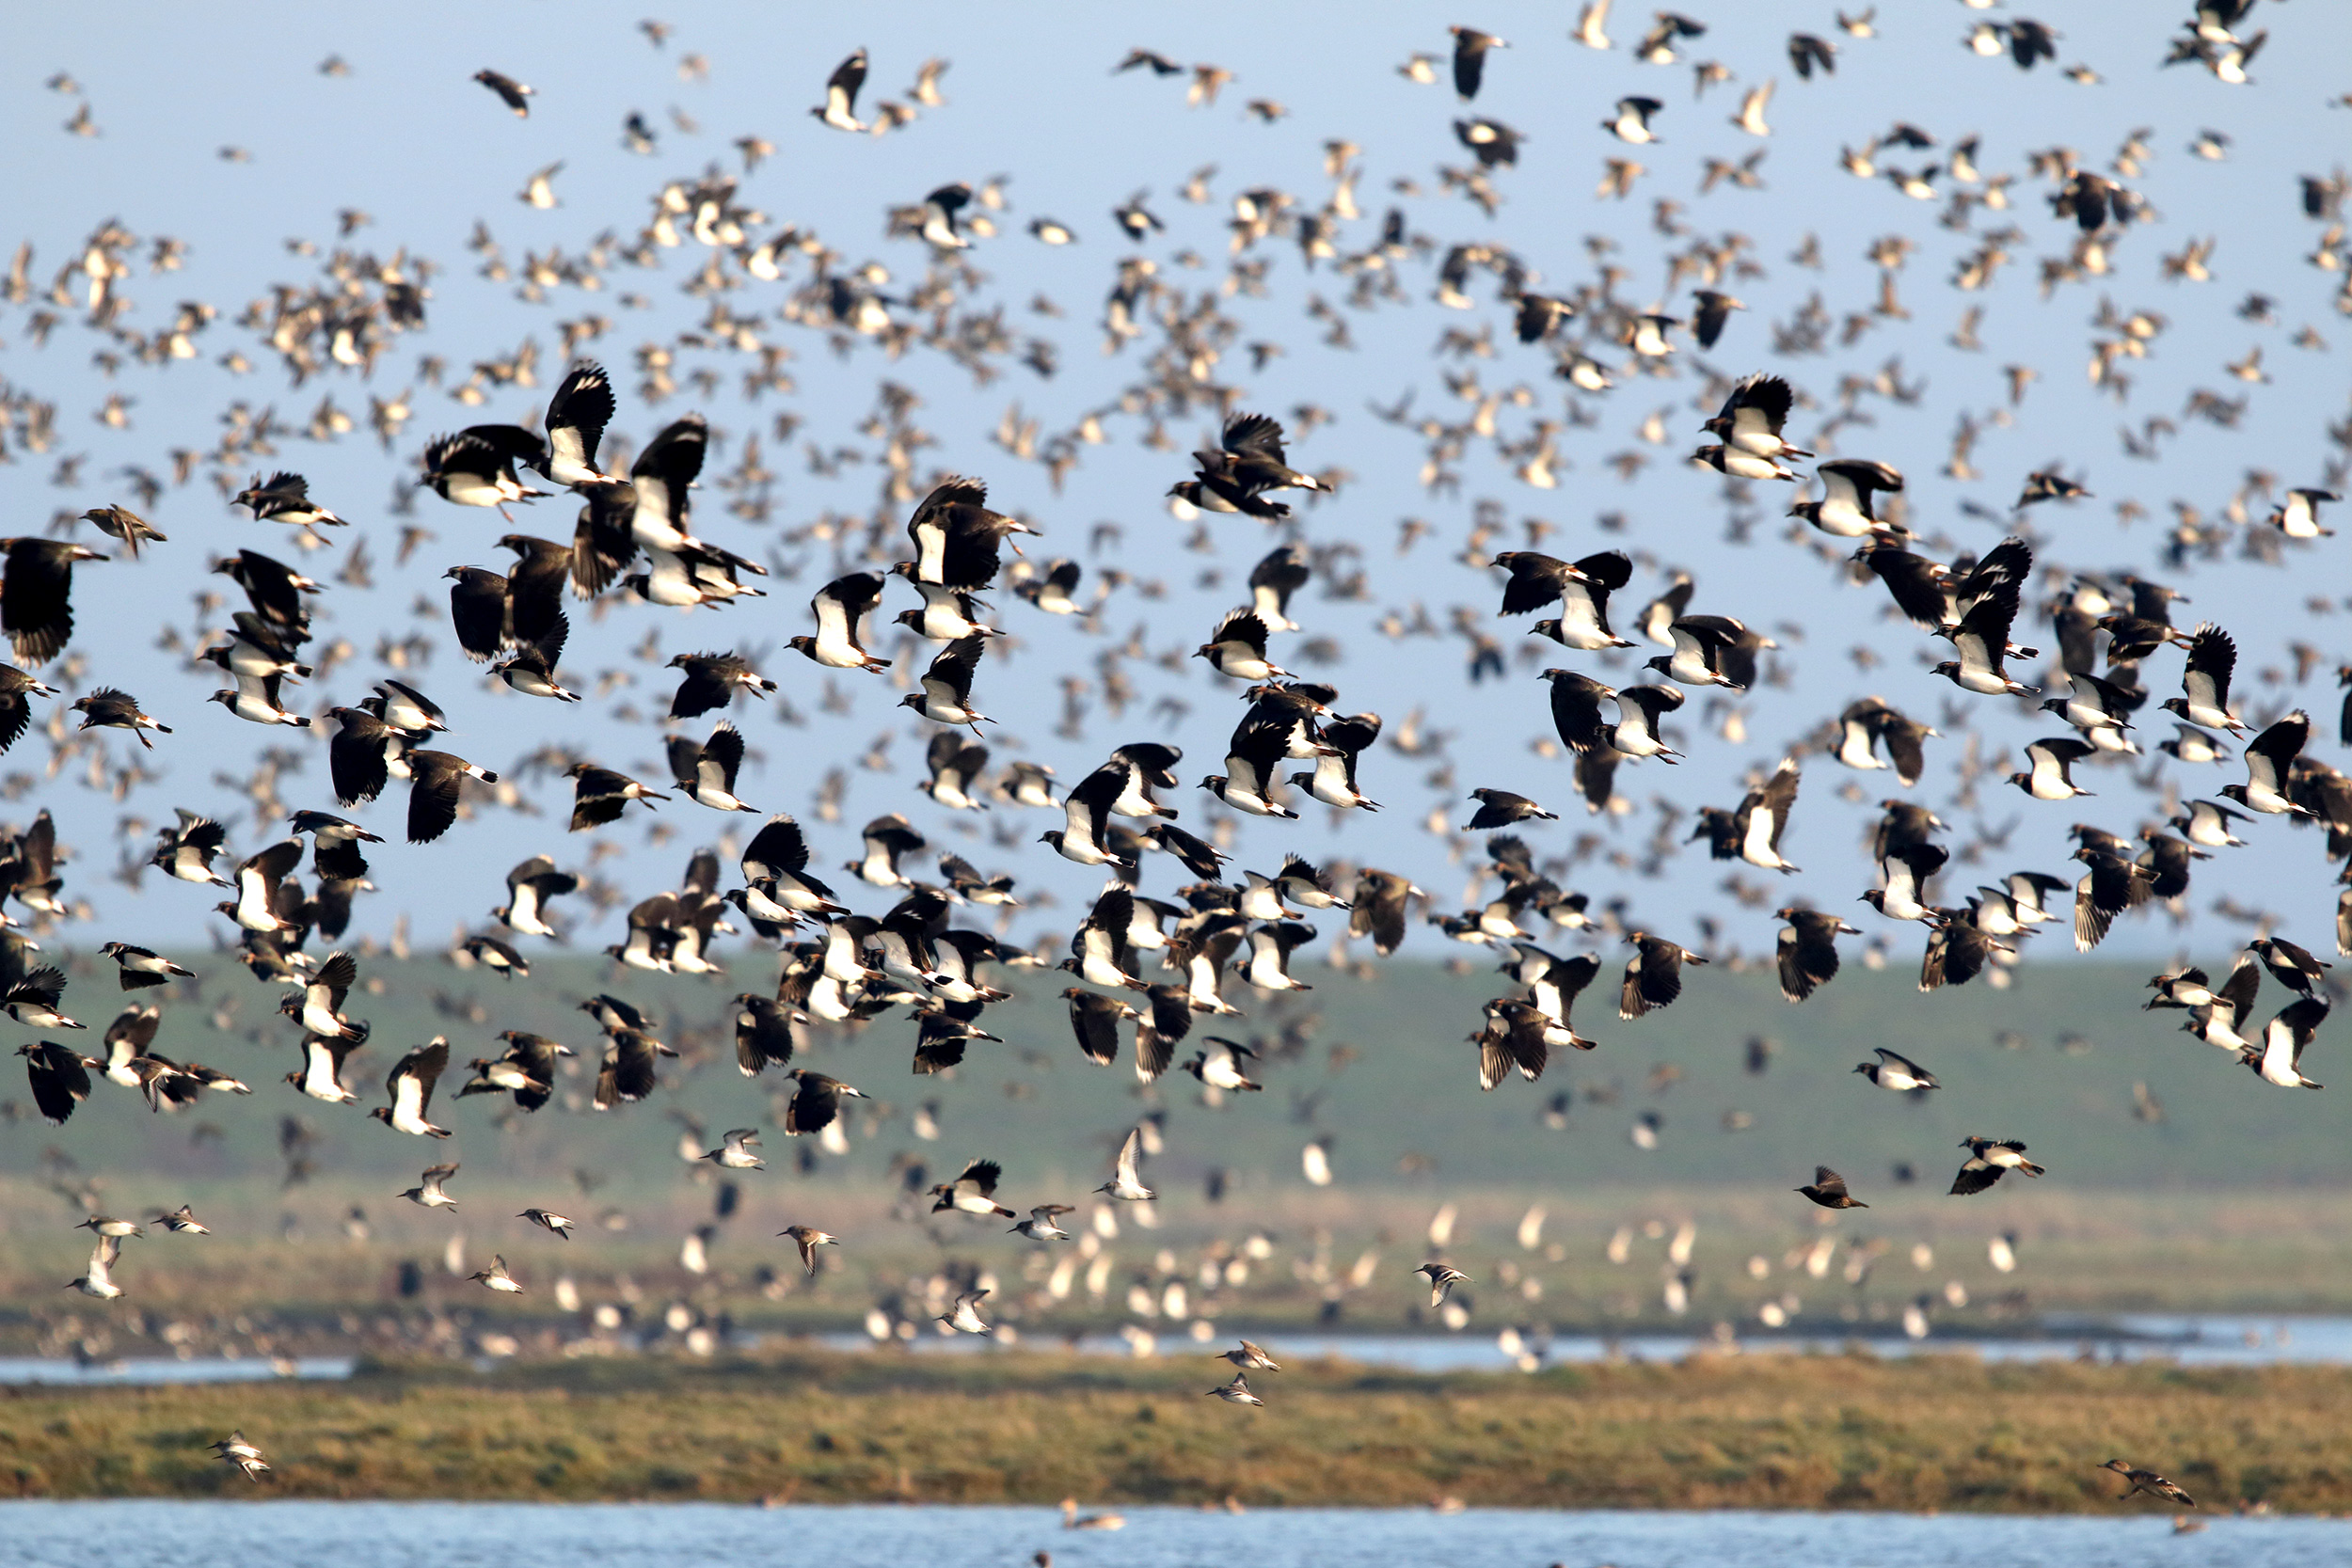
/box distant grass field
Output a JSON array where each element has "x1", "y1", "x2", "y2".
[
  {"x1": 7, "y1": 955, "x2": 2347, "y2": 1357},
  {"x1": 3, "y1": 1351, "x2": 2344, "y2": 1512},
  {"x1": 8, "y1": 953, "x2": 2340, "y2": 1194}
]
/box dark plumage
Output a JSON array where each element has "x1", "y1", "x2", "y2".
[
  {"x1": 1464, "y1": 788, "x2": 1556, "y2": 831},
  {"x1": 1620, "y1": 932, "x2": 1706, "y2": 1019},
  {"x1": 566, "y1": 764, "x2": 669, "y2": 832},
  {"x1": 0, "y1": 538, "x2": 106, "y2": 665},
  {"x1": 1796, "y1": 1166, "x2": 1867, "y2": 1209},
  {"x1": 1776, "y1": 908, "x2": 1859, "y2": 1003}
]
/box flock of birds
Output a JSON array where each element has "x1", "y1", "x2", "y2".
[{"x1": 6, "y1": 1, "x2": 2344, "y2": 1513}]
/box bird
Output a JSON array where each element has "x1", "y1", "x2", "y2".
[
  {"x1": 288, "y1": 1035, "x2": 365, "y2": 1106},
  {"x1": 98, "y1": 943, "x2": 194, "y2": 991},
  {"x1": 2098, "y1": 1460, "x2": 2196, "y2": 1508},
  {"x1": 1289, "y1": 712, "x2": 1381, "y2": 812},
  {"x1": 4, "y1": 967, "x2": 82, "y2": 1031},
  {"x1": 1621, "y1": 932, "x2": 1707, "y2": 1019},
  {"x1": 813, "y1": 50, "x2": 869, "y2": 132},
  {"x1": 81, "y1": 504, "x2": 166, "y2": 558},
  {"x1": 1605, "y1": 96, "x2": 1663, "y2": 145},
  {"x1": 918, "y1": 735, "x2": 991, "y2": 813},
  {"x1": 19, "y1": 1041, "x2": 94, "y2": 1125},
  {"x1": 1703, "y1": 375, "x2": 1811, "y2": 460},
  {"x1": 1414, "y1": 1262, "x2": 1470, "y2": 1307},
  {"x1": 1096, "y1": 1126, "x2": 1156, "y2": 1201},
  {"x1": 1185, "y1": 1035, "x2": 1263, "y2": 1092},
  {"x1": 1692, "y1": 442, "x2": 1796, "y2": 483},
  {"x1": 1064, "y1": 986, "x2": 1140, "y2": 1067},
  {"x1": 518, "y1": 1209, "x2": 575, "y2": 1240},
  {"x1": 2269, "y1": 488, "x2": 2339, "y2": 539},
  {"x1": 1791, "y1": 460, "x2": 1903, "y2": 538},
  {"x1": 701, "y1": 1132, "x2": 767, "y2": 1170},
  {"x1": 2011, "y1": 737, "x2": 2096, "y2": 801},
  {"x1": 1796, "y1": 1166, "x2": 1867, "y2": 1209},
  {"x1": 1949, "y1": 1136, "x2": 2045, "y2": 1195},
  {"x1": 669, "y1": 723, "x2": 760, "y2": 814},
  {"x1": 371, "y1": 1037, "x2": 453, "y2": 1138},
  {"x1": 938, "y1": 1287, "x2": 991, "y2": 1335},
  {"x1": 71, "y1": 688, "x2": 170, "y2": 748},
  {"x1": 1013, "y1": 559, "x2": 1086, "y2": 617},
  {"x1": 1202, "y1": 723, "x2": 1298, "y2": 819},
  {"x1": 668, "y1": 651, "x2": 776, "y2": 719},
  {"x1": 930, "y1": 1159, "x2": 1017, "y2": 1218},
  {"x1": 794, "y1": 573, "x2": 895, "y2": 673},
  {"x1": 1730, "y1": 758, "x2": 1803, "y2": 872},
  {"x1": 1610, "y1": 684, "x2": 1686, "y2": 763},
  {"x1": 406, "y1": 752, "x2": 501, "y2": 844},
  {"x1": 739, "y1": 816, "x2": 849, "y2": 918},
  {"x1": 1205, "y1": 1372, "x2": 1265, "y2": 1407},
  {"x1": 474, "y1": 69, "x2": 533, "y2": 116},
  {"x1": 67, "y1": 1233, "x2": 125, "y2": 1299},
  {"x1": 1448, "y1": 26, "x2": 1506, "y2": 100},
  {"x1": 779, "y1": 1225, "x2": 839, "y2": 1273},
  {"x1": 399, "y1": 1163, "x2": 460, "y2": 1210},
  {"x1": 902, "y1": 636, "x2": 993, "y2": 727},
  {"x1": 1216, "y1": 1339, "x2": 1281, "y2": 1371},
  {"x1": 1777, "y1": 909, "x2": 1859, "y2": 1003},
  {"x1": 278, "y1": 951, "x2": 370, "y2": 1042},
  {"x1": 566, "y1": 763, "x2": 669, "y2": 832},
  {"x1": 494, "y1": 857, "x2": 580, "y2": 937},
  {"x1": 1931, "y1": 592, "x2": 2035, "y2": 699},
  {"x1": 2249, "y1": 937, "x2": 2330, "y2": 996},
  {"x1": 2245, "y1": 996, "x2": 2327, "y2": 1089},
  {"x1": 1648, "y1": 616, "x2": 1752, "y2": 690},
  {"x1": 782, "y1": 1069, "x2": 868, "y2": 1135},
  {"x1": 1472, "y1": 999, "x2": 1553, "y2": 1088},
  {"x1": 1855, "y1": 1048, "x2": 1939, "y2": 1091},
  {"x1": 1508, "y1": 552, "x2": 1636, "y2": 651},
  {"x1": 1195, "y1": 609, "x2": 1288, "y2": 683},
  {"x1": 2223, "y1": 709, "x2": 2310, "y2": 816},
  {"x1": 533, "y1": 363, "x2": 617, "y2": 487},
  {"x1": 234, "y1": 471, "x2": 344, "y2": 530},
  {"x1": 211, "y1": 1433, "x2": 270, "y2": 1483},
  {"x1": 0, "y1": 538, "x2": 107, "y2": 666},
  {"x1": 903, "y1": 476, "x2": 1037, "y2": 589},
  {"x1": 469, "y1": 1255, "x2": 523, "y2": 1293},
  {"x1": 1464, "y1": 788, "x2": 1556, "y2": 831},
  {"x1": 0, "y1": 664, "x2": 58, "y2": 752},
  {"x1": 2161, "y1": 626, "x2": 2245, "y2": 734},
  {"x1": 421, "y1": 432, "x2": 548, "y2": 516}
]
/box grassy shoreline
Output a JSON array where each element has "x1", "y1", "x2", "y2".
[{"x1": 5, "y1": 1351, "x2": 2347, "y2": 1513}]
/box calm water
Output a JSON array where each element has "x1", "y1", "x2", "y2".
[
  {"x1": 3, "y1": 1502, "x2": 2342, "y2": 1568},
  {"x1": 8, "y1": 1313, "x2": 2347, "y2": 1385}
]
